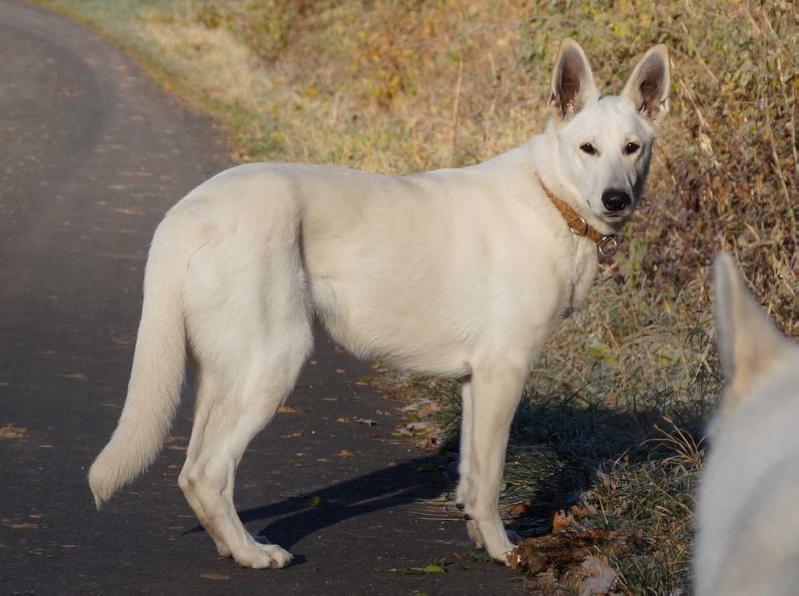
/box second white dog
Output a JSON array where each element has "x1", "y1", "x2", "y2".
[
  {"x1": 89, "y1": 40, "x2": 670, "y2": 568},
  {"x1": 694, "y1": 254, "x2": 799, "y2": 595}
]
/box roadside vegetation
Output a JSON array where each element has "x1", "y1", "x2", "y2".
[{"x1": 37, "y1": 0, "x2": 797, "y2": 591}]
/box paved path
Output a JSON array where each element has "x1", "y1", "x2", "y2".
[{"x1": 0, "y1": 2, "x2": 525, "y2": 593}]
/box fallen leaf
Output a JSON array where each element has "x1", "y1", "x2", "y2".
[
  {"x1": 419, "y1": 437, "x2": 439, "y2": 450},
  {"x1": 305, "y1": 496, "x2": 322, "y2": 508},
  {"x1": 335, "y1": 368, "x2": 346, "y2": 374},
  {"x1": 336, "y1": 449, "x2": 353, "y2": 458},
  {"x1": 389, "y1": 564, "x2": 447, "y2": 575},
  {"x1": 0, "y1": 425, "x2": 28, "y2": 439},
  {"x1": 417, "y1": 402, "x2": 442, "y2": 418},
  {"x1": 354, "y1": 417, "x2": 378, "y2": 426},
  {"x1": 507, "y1": 502, "x2": 530, "y2": 518},
  {"x1": 199, "y1": 572, "x2": 230, "y2": 581},
  {"x1": 552, "y1": 510, "x2": 574, "y2": 534},
  {"x1": 278, "y1": 406, "x2": 298, "y2": 414},
  {"x1": 281, "y1": 432, "x2": 302, "y2": 439},
  {"x1": 336, "y1": 417, "x2": 350, "y2": 423},
  {"x1": 8, "y1": 522, "x2": 42, "y2": 529},
  {"x1": 59, "y1": 373, "x2": 88, "y2": 381}
]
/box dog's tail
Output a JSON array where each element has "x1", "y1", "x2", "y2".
[{"x1": 88, "y1": 216, "x2": 189, "y2": 509}]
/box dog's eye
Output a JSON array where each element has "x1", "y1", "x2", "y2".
[
  {"x1": 579, "y1": 143, "x2": 597, "y2": 155},
  {"x1": 624, "y1": 142, "x2": 640, "y2": 155}
]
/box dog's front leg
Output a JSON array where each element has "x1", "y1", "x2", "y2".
[
  {"x1": 462, "y1": 362, "x2": 526, "y2": 562},
  {"x1": 455, "y1": 379, "x2": 473, "y2": 509}
]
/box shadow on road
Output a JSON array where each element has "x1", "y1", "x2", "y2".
[
  {"x1": 182, "y1": 393, "x2": 707, "y2": 552},
  {"x1": 182, "y1": 451, "x2": 453, "y2": 552}
]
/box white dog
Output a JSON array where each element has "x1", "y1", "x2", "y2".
[
  {"x1": 89, "y1": 40, "x2": 670, "y2": 568},
  {"x1": 694, "y1": 254, "x2": 799, "y2": 595}
]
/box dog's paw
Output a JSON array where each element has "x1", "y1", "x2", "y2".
[
  {"x1": 483, "y1": 529, "x2": 518, "y2": 563},
  {"x1": 232, "y1": 543, "x2": 293, "y2": 569}
]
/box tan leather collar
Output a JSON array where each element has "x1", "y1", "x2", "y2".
[{"x1": 536, "y1": 175, "x2": 618, "y2": 257}]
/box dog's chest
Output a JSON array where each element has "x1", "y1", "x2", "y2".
[{"x1": 561, "y1": 238, "x2": 599, "y2": 317}]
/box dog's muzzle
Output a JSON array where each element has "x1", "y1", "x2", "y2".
[{"x1": 601, "y1": 189, "x2": 631, "y2": 212}]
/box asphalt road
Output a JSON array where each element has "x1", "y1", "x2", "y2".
[{"x1": 0, "y1": 2, "x2": 526, "y2": 593}]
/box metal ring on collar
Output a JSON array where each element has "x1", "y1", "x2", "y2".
[
  {"x1": 598, "y1": 235, "x2": 618, "y2": 257},
  {"x1": 569, "y1": 216, "x2": 589, "y2": 237}
]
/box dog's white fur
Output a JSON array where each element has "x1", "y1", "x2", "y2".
[
  {"x1": 89, "y1": 40, "x2": 669, "y2": 568},
  {"x1": 694, "y1": 254, "x2": 799, "y2": 595}
]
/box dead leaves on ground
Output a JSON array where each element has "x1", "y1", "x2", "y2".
[
  {"x1": 508, "y1": 508, "x2": 636, "y2": 594},
  {"x1": 4, "y1": 514, "x2": 45, "y2": 530},
  {"x1": 0, "y1": 424, "x2": 28, "y2": 439}
]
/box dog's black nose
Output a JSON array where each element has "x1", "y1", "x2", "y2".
[{"x1": 601, "y1": 189, "x2": 631, "y2": 212}]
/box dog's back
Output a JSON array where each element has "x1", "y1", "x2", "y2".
[{"x1": 694, "y1": 254, "x2": 799, "y2": 595}]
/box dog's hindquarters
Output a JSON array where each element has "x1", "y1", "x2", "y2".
[
  {"x1": 175, "y1": 184, "x2": 313, "y2": 567},
  {"x1": 90, "y1": 170, "x2": 314, "y2": 567}
]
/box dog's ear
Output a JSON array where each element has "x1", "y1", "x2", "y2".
[
  {"x1": 622, "y1": 45, "x2": 670, "y2": 125},
  {"x1": 713, "y1": 253, "x2": 787, "y2": 413},
  {"x1": 550, "y1": 39, "x2": 599, "y2": 120}
]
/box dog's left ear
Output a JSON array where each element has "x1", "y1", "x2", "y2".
[{"x1": 622, "y1": 45, "x2": 670, "y2": 125}]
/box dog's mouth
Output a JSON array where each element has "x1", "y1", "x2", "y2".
[{"x1": 601, "y1": 209, "x2": 630, "y2": 222}]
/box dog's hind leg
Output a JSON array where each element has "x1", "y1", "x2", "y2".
[
  {"x1": 177, "y1": 221, "x2": 313, "y2": 567},
  {"x1": 179, "y1": 369, "x2": 232, "y2": 558},
  {"x1": 455, "y1": 379, "x2": 474, "y2": 510},
  {"x1": 462, "y1": 362, "x2": 526, "y2": 562},
  {"x1": 180, "y1": 317, "x2": 312, "y2": 568}
]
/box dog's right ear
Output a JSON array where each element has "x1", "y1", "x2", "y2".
[
  {"x1": 713, "y1": 253, "x2": 787, "y2": 413},
  {"x1": 550, "y1": 39, "x2": 599, "y2": 120}
]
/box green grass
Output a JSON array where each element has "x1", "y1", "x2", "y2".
[{"x1": 35, "y1": 0, "x2": 798, "y2": 591}]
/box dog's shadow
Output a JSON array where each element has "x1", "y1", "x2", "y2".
[
  {"x1": 183, "y1": 394, "x2": 707, "y2": 551},
  {"x1": 182, "y1": 450, "x2": 454, "y2": 552},
  {"x1": 248, "y1": 453, "x2": 452, "y2": 549}
]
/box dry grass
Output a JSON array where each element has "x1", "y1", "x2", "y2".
[{"x1": 37, "y1": 0, "x2": 798, "y2": 591}]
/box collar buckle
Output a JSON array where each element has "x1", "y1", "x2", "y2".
[
  {"x1": 597, "y1": 235, "x2": 618, "y2": 257},
  {"x1": 568, "y1": 216, "x2": 589, "y2": 237}
]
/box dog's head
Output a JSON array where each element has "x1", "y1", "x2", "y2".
[{"x1": 549, "y1": 40, "x2": 670, "y2": 227}]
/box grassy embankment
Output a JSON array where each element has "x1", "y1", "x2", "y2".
[{"x1": 37, "y1": 0, "x2": 797, "y2": 591}]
